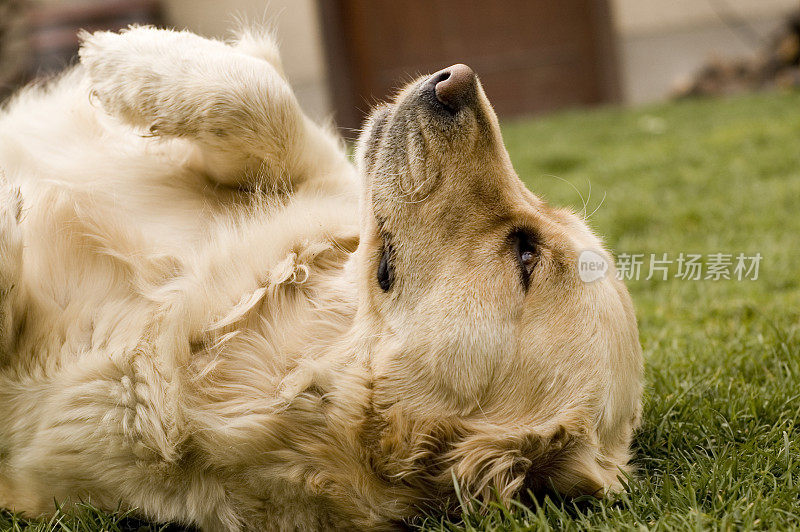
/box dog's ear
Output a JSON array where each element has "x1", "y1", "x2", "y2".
[
  {"x1": 371, "y1": 411, "x2": 625, "y2": 505},
  {"x1": 447, "y1": 421, "x2": 622, "y2": 503}
]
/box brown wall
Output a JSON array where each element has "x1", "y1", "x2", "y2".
[{"x1": 319, "y1": 0, "x2": 620, "y2": 134}]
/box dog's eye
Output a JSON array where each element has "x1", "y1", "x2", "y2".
[
  {"x1": 512, "y1": 230, "x2": 539, "y2": 289},
  {"x1": 377, "y1": 239, "x2": 395, "y2": 292}
]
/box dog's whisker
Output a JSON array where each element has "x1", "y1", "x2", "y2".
[
  {"x1": 541, "y1": 173, "x2": 589, "y2": 219},
  {"x1": 586, "y1": 191, "x2": 607, "y2": 221}
]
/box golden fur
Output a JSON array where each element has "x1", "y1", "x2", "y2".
[{"x1": 0, "y1": 27, "x2": 642, "y2": 530}]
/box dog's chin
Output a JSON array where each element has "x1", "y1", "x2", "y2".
[{"x1": 357, "y1": 67, "x2": 484, "y2": 176}]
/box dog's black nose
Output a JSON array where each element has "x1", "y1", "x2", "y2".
[{"x1": 425, "y1": 64, "x2": 476, "y2": 112}]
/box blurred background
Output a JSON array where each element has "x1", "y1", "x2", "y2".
[{"x1": 1, "y1": 0, "x2": 799, "y2": 134}]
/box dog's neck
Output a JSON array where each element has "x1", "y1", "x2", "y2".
[
  {"x1": 323, "y1": 257, "x2": 489, "y2": 418},
  {"x1": 183, "y1": 253, "x2": 484, "y2": 525}
]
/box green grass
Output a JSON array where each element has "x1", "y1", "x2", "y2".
[{"x1": 4, "y1": 91, "x2": 800, "y2": 530}]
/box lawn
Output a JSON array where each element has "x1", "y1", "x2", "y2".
[{"x1": 3, "y1": 91, "x2": 800, "y2": 531}]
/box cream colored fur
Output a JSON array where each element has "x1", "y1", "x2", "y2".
[{"x1": 0, "y1": 26, "x2": 643, "y2": 531}]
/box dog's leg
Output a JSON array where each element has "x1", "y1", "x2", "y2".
[
  {"x1": 0, "y1": 172, "x2": 23, "y2": 360},
  {"x1": 78, "y1": 26, "x2": 353, "y2": 194}
]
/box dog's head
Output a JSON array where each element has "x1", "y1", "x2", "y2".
[{"x1": 354, "y1": 65, "x2": 643, "y2": 502}]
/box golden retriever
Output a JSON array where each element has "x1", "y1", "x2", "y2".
[{"x1": 0, "y1": 27, "x2": 642, "y2": 531}]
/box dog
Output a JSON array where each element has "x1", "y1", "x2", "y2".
[{"x1": 0, "y1": 26, "x2": 643, "y2": 531}]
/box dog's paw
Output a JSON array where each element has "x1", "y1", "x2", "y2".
[
  {"x1": 78, "y1": 26, "x2": 155, "y2": 124},
  {"x1": 78, "y1": 26, "x2": 231, "y2": 129},
  {"x1": 77, "y1": 26, "x2": 297, "y2": 142}
]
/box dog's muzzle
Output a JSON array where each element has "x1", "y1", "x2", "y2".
[{"x1": 420, "y1": 63, "x2": 477, "y2": 115}]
